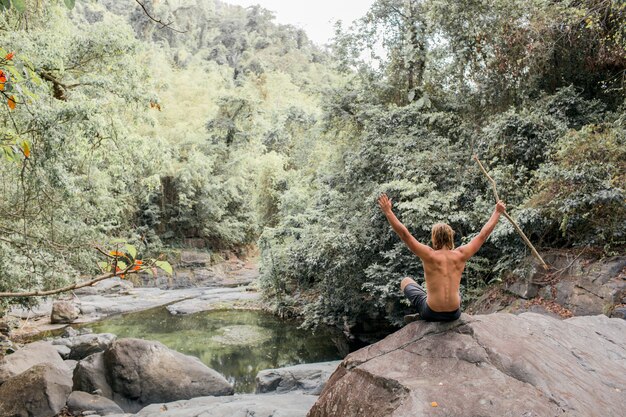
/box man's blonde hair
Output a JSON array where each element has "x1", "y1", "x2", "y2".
[{"x1": 431, "y1": 223, "x2": 455, "y2": 250}]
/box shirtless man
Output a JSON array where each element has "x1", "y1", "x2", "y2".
[{"x1": 377, "y1": 193, "x2": 506, "y2": 322}]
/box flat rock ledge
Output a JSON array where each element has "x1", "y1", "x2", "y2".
[
  {"x1": 119, "y1": 393, "x2": 319, "y2": 417},
  {"x1": 308, "y1": 313, "x2": 626, "y2": 417}
]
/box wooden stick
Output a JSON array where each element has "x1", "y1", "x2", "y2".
[
  {"x1": 0, "y1": 267, "x2": 133, "y2": 298},
  {"x1": 473, "y1": 155, "x2": 549, "y2": 270}
]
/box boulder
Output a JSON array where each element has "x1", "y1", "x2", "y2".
[
  {"x1": 53, "y1": 332, "x2": 116, "y2": 360},
  {"x1": 256, "y1": 361, "x2": 341, "y2": 395},
  {"x1": 64, "y1": 359, "x2": 78, "y2": 373},
  {"x1": 73, "y1": 352, "x2": 114, "y2": 398},
  {"x1": 55, "y1": 343, "x2": 72, "y2": 359},
  {"x1": 0, "y1": 316, "x2": 20, "y2": 335},
  {"x1": 308, "y1": 313, "x2": 626, "y2": 417},
  {"x1": 67, "y1": 391, "x2": 124, "y2": 416},
  {"x1": 0, "y1": 333, "x2": 16, "y2": 355},
  {"x1": 62, "y1": 326, "x2": 80, "y2": 338},
  {"x1": 611, "y1": 306, "x2": 626, "y2": 319},
  {"x1": 0, "y1": 364, "x2": 72, "y2": 417},
  {"x1": 134, "y1": 393, "x2": 318, "y2": 417},
  {"x1": 51, "y1": 300, "x2": 81, "y2": 324},
  {"x1": 0, "y1": 340, "x2": 66, "y2": 384},
  {"x1": 104, "y1": 338, "x2": 234, "y2": 411},
  {"x1": 505, "y1": 280, "x2": 538, "y2": 299}
]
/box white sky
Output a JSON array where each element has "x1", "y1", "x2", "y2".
[{"x1": 224, "y1": 0, "x2": 376, "y2": 46}]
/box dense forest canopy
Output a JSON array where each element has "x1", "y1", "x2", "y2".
[{"x1": 0, "y1": 0, "x2": 624, "y2": 331}]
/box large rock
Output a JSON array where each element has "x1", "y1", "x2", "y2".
[
  {"x1": 104, "y1": 338, "x2": 234, "y2": 411},
  {"x1": 73, "y1": 352, "x2": 114, "y2": 398},
  {"x1": 67, "y1": 391, "x2": 124, "y2": 416},
  {"x1": 0, "y1": 364, "x2": 72, "y2": 417},
  {"x1": 51, "y1": 300, "x2": 81, "y2": 323},
  {"x1": 0, "y1": 340, "x2": 66, "y2": 384},
  {"x1": 134, "y1": 393, "x2": 318, "y2": 417},
  {"x1": 308, "y1": 313, "x2": 626, "y2": 417},
  {"x1": 256, "y1": 361, "x2": 341, "y2": 395},
  {"x1": 53, "y1": 332, "x2": 116, "y2": 360}
]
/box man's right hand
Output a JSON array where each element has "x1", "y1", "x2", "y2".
[{"x1": 496, "y1": 200, "x2": 506, "y2": 214}]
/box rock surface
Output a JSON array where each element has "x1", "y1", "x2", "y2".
[
  {"x1": 104, "y1": 338, "x2": 234, "y2": 412},
  {"x1": 308, "y1": 313, "x2": 626, "y2": 417},
  {"x1": 74, "y1": 286, "x2": 207, "y2": 319},
  {"x1": 53, "y1": 332, "x2": 117, "y2": 360},
  {"x1": 73, "y1": 352, "x2": 114, "y2": 398},
  {"x1": 0, "y1": 340, "x2": 66, "y2": 384},
  {"x1": 0, "y1": 364, "x2": 72, "y2": 417},
  {"x1": 132, "y1": 393, "x2": 318, "y2": 417},
  {"x1": 179, "y1": 249, "x2": 212, "y2": 267},
  {"x1": 469, "y1": 252, "x2": 626, "y2": 318},
  {"x1": 256, "y1": 361, "x2": 341, "y2": 395},
  {"x1": 74, "y1": 277, "x2": 134, "y2": 296},
  {"x1": 67, "y1": 390, "x2": 124, "y2": 416},
  {"x1": 51, "y1": 300, "x2": 81, "y2": 323},
  {"x1": 166, "y1": 286, "x2": 260, "y2": 315}
]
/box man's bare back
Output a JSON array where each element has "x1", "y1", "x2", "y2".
[
  {"x1": 421, "y1": 249, "x2": 466, "y2": 311},
  {"x1": 378, "y1": 193, "x2": 506, "y2": 316}
]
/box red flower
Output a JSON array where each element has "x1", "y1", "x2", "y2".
[{"x1": 5, "y1": 52, "x2": 14, "y2": 60}]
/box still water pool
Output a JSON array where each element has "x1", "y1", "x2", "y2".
[{"x1": 78, "y1": 307, "x2": 345, "y2": 393}]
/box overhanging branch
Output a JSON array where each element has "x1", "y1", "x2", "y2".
[{"x1": 0, "y1": 265, "x2": 135, "y2": 298}]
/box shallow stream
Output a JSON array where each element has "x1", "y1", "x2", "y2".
[{"x1": 78, "y1": 307, "x2": 345, "y2": 393}]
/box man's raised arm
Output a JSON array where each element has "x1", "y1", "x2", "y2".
[
  {"x1": 378, "y1": 193, "x2": 432, "y2": 259},
  {"x1": 458, "y1": 201, "x2": 506, "y2": 261}
]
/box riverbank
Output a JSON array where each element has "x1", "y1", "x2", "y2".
[{"x1": 4, "y1": 250, "x2": 264, "y2": 341}]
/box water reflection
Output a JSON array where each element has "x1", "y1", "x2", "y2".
[{"x1": 80, "y1": 308, "x2": 344, "y2": 393}]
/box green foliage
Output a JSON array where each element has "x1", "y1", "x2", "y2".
[
  {"x1": 0, "y1": 3, "x2": 157, "y2": 309},
  {"x1": 0, "y1": 0, "x2": 340, "y2": 310},
  {"x1": 531, "y1": 123, "x2": 626, "y2": 247},
  {"x1": 0, "y1": 0, "x2": 624, "y2": 333},
  {"x1": 259, "y1": 0, "x2": 626, "y2": 331}
]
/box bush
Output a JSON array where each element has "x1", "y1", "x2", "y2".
[{"x1": 530, "y1": 123, "x2": 626, "y2": 248}]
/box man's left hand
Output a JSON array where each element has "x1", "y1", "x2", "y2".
[{"x1": 378, "y1": 193, "x2": 393, "y2": 214}]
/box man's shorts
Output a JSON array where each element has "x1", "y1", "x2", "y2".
[{"x1": 403, "y1": 282, "x2": 461, "y2": 322}]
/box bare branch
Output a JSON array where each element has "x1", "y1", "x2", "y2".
[{"x1": 134, "y1": 0, "x2": 187, "y2": 34}]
